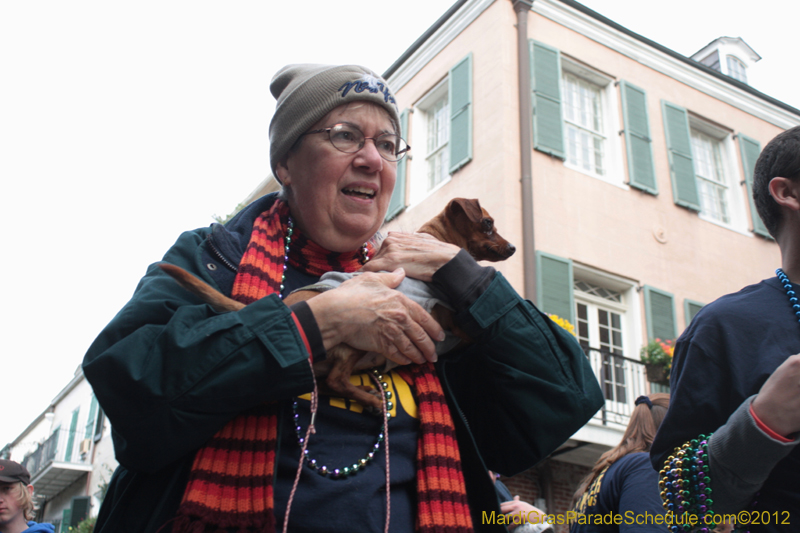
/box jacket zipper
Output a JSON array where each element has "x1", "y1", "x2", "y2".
[{"x1": 207, "y1": 235, "x2": 239, "y2": 273}]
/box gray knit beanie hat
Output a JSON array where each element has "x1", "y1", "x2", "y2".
[{"x1": 269, "y1": 64, "x2": 400, "y2": 180}]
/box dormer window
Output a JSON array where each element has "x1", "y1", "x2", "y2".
[
  {"x1": 690, "y1": 37, "x2": 759, "y2": 87},
  {"x1": 726, "y1": 56, "x2": 747, "y2": 83}
]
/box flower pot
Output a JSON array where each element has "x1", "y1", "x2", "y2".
[{"x1": 645, "y1": 363, "x2": 669, "y2": 384}]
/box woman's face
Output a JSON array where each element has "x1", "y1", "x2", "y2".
[{"x1": 277, "y1": 102, "x2": 397, "y2": 252}]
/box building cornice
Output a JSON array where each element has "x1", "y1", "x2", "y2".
[
  {"x1": 539, "y1": 0, "x2": 800, "y2": 128},
  {"x1": 384, "y1": 0, "x2": 495, "y2": 92},
  {"x1": 384, "y1": 0, "x2": 799, "y2": 128}
]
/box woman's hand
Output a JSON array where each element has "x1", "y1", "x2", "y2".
[
  {"x1": 305, "y1": 268, "x2": 445, "y2": 366},
  {"x1": 360, "y1": 232, "x2": 460, "y2": 282},
  {"x1": 500, "y1": 496, "x2": 547, "y2": 530}
]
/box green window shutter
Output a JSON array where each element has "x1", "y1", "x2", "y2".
[
  {"x1": 644, "y1": 286, "x2": 677, "y2": 341},
  {"x1": 84, "y1": 395, "x2": 98, "y2": 441},
  {"x1": 385, "y1": 108, "x2": 409, "y2": 222},
  {"x1": 661, "y1": 101, "x2": 700, "y2": 211},
  {"x1": 448, "y1": 53, "x2": 473, "y2": 173},
  {"x1": 70, "y1": 496, "x2": 91, "y2": 526},
  {"x1": 738, "y1": 134, "x2": 771, "y2": 238},
  {"x1": 535, "y1": 251, "x2": 574, "y2": 325},
  {"x1": 62, "y1": 509, "x2": 72, "y2": 532},
  {"x1": 64, "y1": 407, "x2": 80, "y2": 462},
  {"x1": 684, "y1": 299, "x2": 704, "y2": 327},
  {"x1": 530, "y1": 40, "x2": 565, "y2": 159},
  {"x1": 620, "y1": 81, "x2": 657, "y2": 194}
]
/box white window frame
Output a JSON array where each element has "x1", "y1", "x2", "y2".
[
  {"x1": 688, "y1": 117, "x2": 747, "y2": 232},
  {"x1": 573, "y1": 265, "x2": 643, "y2": 424},
  {"x1": 560, "y1": 59, "x2": 625, "y2": 189},
  {"x1": 726, "y1": 55, "x2": 748, "y2": 84},
  {"x1": 573, "y1": 265, "x2": 642, "y2": 356},
  {"x1": 408, "y1": 78, "x2": 450, "y2": 207}
]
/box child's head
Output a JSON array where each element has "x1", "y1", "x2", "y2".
[{"x1": 0, "y1": 460, "x2": 35, "y2": 522}]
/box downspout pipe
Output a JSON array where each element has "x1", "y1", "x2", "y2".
[{"x1": 512, "y1": 0, "x2": 536, "y2": 301}]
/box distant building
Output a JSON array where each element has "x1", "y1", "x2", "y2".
[{"x1": 2, "y1": 367, "x2": 117, "y2": 533}]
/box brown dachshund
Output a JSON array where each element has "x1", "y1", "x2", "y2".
[{"x1": 159, "y1": 198, "x2": 515, "y2": 410}]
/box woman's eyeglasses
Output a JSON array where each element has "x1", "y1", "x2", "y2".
[{"x1": 301, "y1": 123, "x2": 410, "y2": 162}]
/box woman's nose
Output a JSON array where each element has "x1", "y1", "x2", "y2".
[{"x1": 353, "y1": 139, "x2": 384, "y2": 172}]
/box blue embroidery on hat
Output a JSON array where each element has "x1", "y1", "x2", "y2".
[{"x1": 338, "y1": 74, "x2": 396, "y2": 105}]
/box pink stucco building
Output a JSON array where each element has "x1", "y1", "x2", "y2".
[{"x1": 375, "y1": 0, "x2": 800, "y2": 523}]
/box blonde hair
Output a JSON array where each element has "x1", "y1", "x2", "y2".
[
  {"x1": 5, "y1": 481, "x2": 36, "y2": 521},
  {"x1": 573, "y1": 393, "x2": 670, "y2": 502}
]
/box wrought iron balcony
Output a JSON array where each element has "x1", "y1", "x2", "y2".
[
  {"x1": 583, "y1": 346, "x2": 667, "y2": 429},
  {"x1": 21, "y1": 428, "x2": 93, "y2": 498}
]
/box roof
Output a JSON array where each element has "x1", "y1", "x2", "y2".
[
  {"x1": 691, "y1": 36, "x2": 762, "y2": 63},
  {"x1": 383, "y1": 0, "x2": 800, "y2": 118}
]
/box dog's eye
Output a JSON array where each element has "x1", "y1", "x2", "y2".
[{"x1": 482, "y1": 219, "x2": 493, "y2": 233}]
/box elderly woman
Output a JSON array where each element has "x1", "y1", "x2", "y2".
[{"x1": 83, "y1": 64, "x2": 602, "y2": 533}]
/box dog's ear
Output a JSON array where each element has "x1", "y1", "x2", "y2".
[{"x1": 447, "y1": 198, "x2": 483, "y2": 223}]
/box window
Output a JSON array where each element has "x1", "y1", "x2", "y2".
[
  {"x1": 409, "y1": 80, "x2": 449, "y2": 205},
  {"x1": 560, "y1": 60, "x2": 623, "y2": 185},
  {"x1": 575, "y1": 281, "x2": 626, "y2": 405},
  {"x1": 407, "y1": 54, "x2": 472, "y2": 207},
  {"x1": 726, "y1": 56, "x2": 748, "y2": 84},
  {"x1": 535, "y1": 253, "x2": 648, "y2": 427},
  {"x1": 690, "y1": 117, "x2": 746, "y2": 228},
  {"x1": 426, "y1": 94, "x2": 450, "y2": 191},
  {"x1": 662, "y1": 101, "x2": 747, "y2": 231},
  {"x1": 530, "y1": 43, "x2": 623, "y2": 187},
  {"x1": 691, "y1": 129, "x2": 730, "y2": 224},
  {"x1": 563, "y1": 73, "x2": 605, "y2": 176}
]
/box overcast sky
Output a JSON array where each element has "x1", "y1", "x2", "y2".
[{"x1": 2, "y1": 0, "x2": 797, "y2": 449}]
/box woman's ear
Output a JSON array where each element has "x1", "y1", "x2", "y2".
[
  {"x1": 769, "y1": 177, "x2": 800, "y2": 212},
  {"x1": 276, "y1": 158, "x2": 292, "y2": 187}
]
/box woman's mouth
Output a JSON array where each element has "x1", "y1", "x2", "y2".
[{"x1": 342, "y1": 186, "x2": 376, "y2": 200}]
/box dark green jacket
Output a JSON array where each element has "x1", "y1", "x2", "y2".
[{"x1": 83, "y1": 193, "x2": 603, "y2": 532}]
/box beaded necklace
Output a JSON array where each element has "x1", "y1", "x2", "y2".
[
  {"x1": 280, "y1": 221, "x2": 389, "y2": 533},
  {"x1": 278, "y1": 215, "x2": 370, "y2": 299},
  {"x1": 292, "y1": 369, "x2": 394, "y2": 479},
  {"x1": 281, "y1": 218, "x2": 384, "y2": 480},
  {"x1": 776, "y1": 268, "x2": 800, "y2": 322},
  {"x1": 659, "y1": 436, "x2": 713, "y2": 532}
]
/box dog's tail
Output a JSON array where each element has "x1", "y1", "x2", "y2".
[{"x1": 158, "y1": 263, "x2": 245, "y2": 312}]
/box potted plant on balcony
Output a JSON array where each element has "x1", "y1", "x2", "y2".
[{"x1": 640, "y1": 338, "x2": 674, "y2": 385}]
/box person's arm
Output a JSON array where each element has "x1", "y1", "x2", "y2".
[
  {"x1": 84, "y1": 230, "x2": 447, "y2": 473},
  {"x1": 362, "y1": 232, "x2": 603, "y2": 472},
  {"x1": 707, "y1": 353, "x2": 800, "y2": 514},
  {"x1": 83, "y1": 230, "x2": 316, "y2": 473},
  {"x1": 432, "y1": 253, "x2": 604, "y2": 475}
]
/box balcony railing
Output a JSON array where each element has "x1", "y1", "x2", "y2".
[
  {"x1": 21, "y1": 428, "x2": 93, "y2": 498},
  {"x1": 583, "y1": 347, "x2": 662, "y2": 429}
]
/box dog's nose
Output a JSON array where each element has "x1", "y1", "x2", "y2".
[{"x1": 506, "y1": 243, "x2": 516, "y2": 256}]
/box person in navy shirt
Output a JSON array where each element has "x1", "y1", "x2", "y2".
[
  {"x1": 651, "y1": 126, "x2": 800, "y2": 532},
  {"x1": 571, "y1": 394, "x2": 669, "y2": 533}
]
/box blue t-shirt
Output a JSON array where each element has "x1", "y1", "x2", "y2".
[
  {"x1": 570, "y1": 453, "x2": 665, "y2": 533},
  {"x1": 273, "y1": 369, "x2": 419, "y2": 533}
]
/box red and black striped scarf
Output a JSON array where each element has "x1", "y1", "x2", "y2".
[{"x1": 172, "y1": 199, "x2": 473, "y2": 532}]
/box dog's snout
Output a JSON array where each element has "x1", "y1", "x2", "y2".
[{"x1": 506, "y1": 243, "x2": 516, "y2": 256}]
